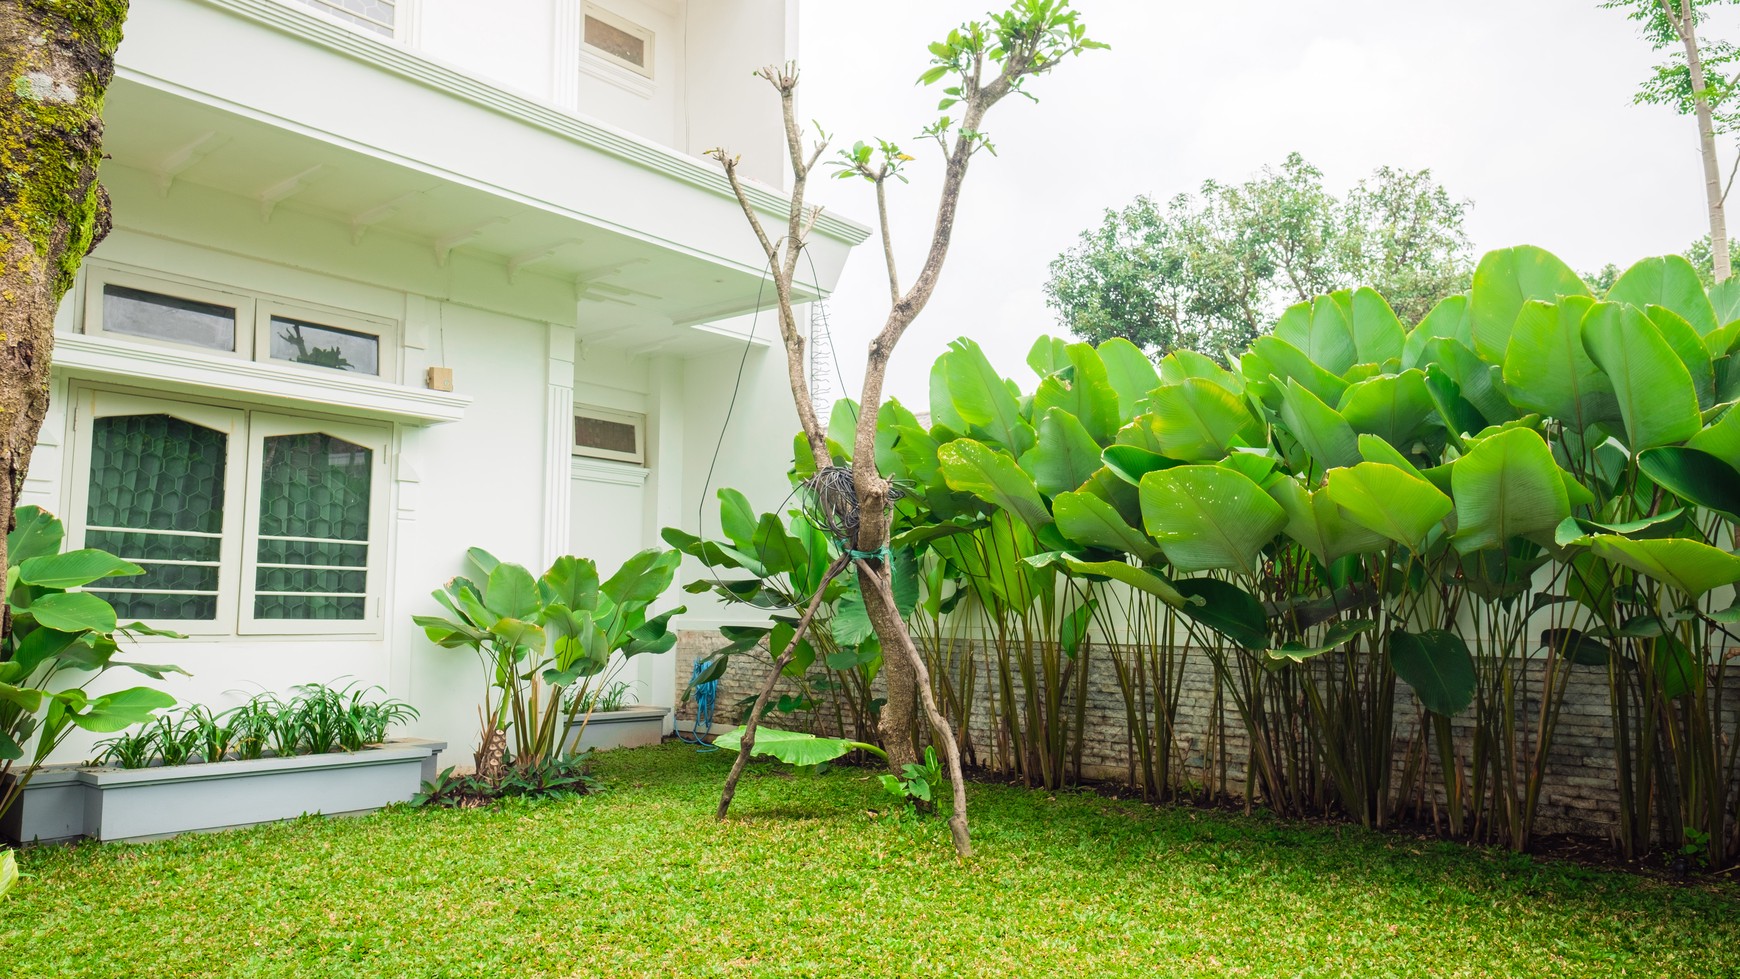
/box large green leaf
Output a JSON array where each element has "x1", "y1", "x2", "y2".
[
  {"x1": 1502, "y1": 297, "x2": 1618, "y2": 431},
  {"x1": 16, "y1": 549, "x2": 143, "y2": 589},
  {"x1": 1269, "y1": 619, "x2": 1378, "y2": 663},
  {"x1": 1052, "y1": 491, "x2": 1160, "y2": 562},
  {"x1": 1324, "y1": 462, "x2": 1452, "y2": 549},
  {"x1": 601, "y1": 548, "x2": 681, "y2": 607},
  {"x1": 7, "y1": 506, "x2": 64, "y2": 567},
  {"x1": 1146, "y1": 377, "x2": 1262, "y2": 461},
  {"x1": 1450, "y1": 427, "x2": 1571, "y2": 553},
  {"x1": 21, "y1": 592, "x2": 117, "y2": 633},
  {"x1": 1267, "y1": 477, "x2": 1388, "y2": 566},
  {"x1": 1348, "y1": 288, "x2": 1408, "y2": 365},
  {"x1": 539, "y1": 555, "x2": 601, "y2": 612},
  {"x1": 1033, "y1": 343, "x2": 1119, "y2": 443},
  {"x1": 1026, "y1": 335, "x2": 1071, "y2": 376},
  {"x1": 1390, "y1": 629, "x2": 1477, "y2": 716},
  {"x1": 717, "y1": 488, "x2": 760, "y2": 550},
  {"x1": 483, "y1": 562, "x2": 540, "y2": 620},
  {"x1": 1160, "y1": 348, "x2": 1244, "y2": 394},
  {"x1": 1173, "y1": 577, "x2": 1268, "y2": 649},
  {"x1": 1605, "y1": 255, "x2": 1717, "y2": 336},
  {"x1": 1587, "y1": 535, "x2": 1740, "y2": 597},
  {"x1": 1273, "y1": 294, "x2": 1357, "y2": 375},
  {"x1": 1279, "y1": 379, "x2": 1361, "y2": 472},
  {"x1": 1036, "y1": 554, "x2": 1187, "y2": 607},
  {"x1": 1023, "y1": 408, "x2": 1105, "y2": 498},
  {"x1": 944, "y1": 337, "x2": 1035, "y2": 456},
  {"x1": 710, "y1": 726, "x2": 885, "y2": 766},
  {"x1": 1688, "y1": 403, "x2": 1740, "y2": 468},
  {"x1": 1337, "y1": 369, "x2": 1435, "y2": 447},
  {"x1": 1101, "y1": 444, "x2": 1181, "y2": 486},
  {"x1": 1637, "y1": 446, "x2": 1740, "y2": 521},
  {"x1": 66, "y1": 686, "x2": 178, "y2": 734},
  {"x1": 1646, "y1": 306, "x2": 1717, "y2": 410},
  {"x1": 1403, "y1": 294, "x2": 1472, "y2": 369},
  {"x1": 1139, "y1": 466, "x2": 1287, "y2": 576},
  {"x1": 1248, "y1": 335, "x2": 1349, "y2": 408},
  {"x1": 1098, "y1": 337, "x2": 1162, "y2": 423},
  {"x1": 1470, "y1": 245, "x2": 1589, "y2": 362},
  {"x1": 1581, "y1": 302, "x2": 1701, "y2": 451},
  {"x1": 938, "y1": 438, "x2": 1052, "y2": 530}
]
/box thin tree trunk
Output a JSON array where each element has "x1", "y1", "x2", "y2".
[
  {"x1": 1673, "y1": 0, "x2": 1731, "y2": 282},
  {"x1": 0, "y1": 0, "x2": 126, "y2": 628}
]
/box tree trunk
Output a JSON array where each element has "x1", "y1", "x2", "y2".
[
  {"x1": 1676, "y1": 0, "x2": 1731, "y2": 282},
  {"x1": 0, "y1": 0, "x2": 126, "y2": 619}
]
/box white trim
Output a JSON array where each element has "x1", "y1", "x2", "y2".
[
  {"x1": 582, "y1": 4, "x2": 655, "y2": 79},
  {"x1": 82, "y1": 266, "x2": 256, "y2": 360},
  {"x1": 550, "y1": 0, "x2": 582, "y2": 111},
  {"x1": 579, "y1": 48, "x2": 657, "y2": 99},
  {"x1": 253, "y1": 297, "x2": 403, "y2": 384},
  {"x1": 573, "y1": 404, "x2": 645, "y2": 464},
  {"x1": 53, "y1": 334, "x2": 469, "y2": 426},
  {"x1": 570, "y1": 457, "x2": 650, "y2": 487},
  {"x1": 186, "y1": 0, "x2": 870, "y2": 248},
  {"x1": 544, "y1": 323, "x2": 578, "y2": 567}
]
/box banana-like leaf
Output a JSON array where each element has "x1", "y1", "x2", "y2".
[
  {"x1": 1098, "y1": 337, "x2": 1162, "y2": 424},
  {"x1": 1581, "y1": 302, "x2": 1701, "y2": 451},
  {"x1": 483, "y1": 562, "x2": 541, "y2": 620},
  {"x1": 1403, "y1": 294, "x2": 1472, "y2": 369},
  {"x1": 1031, "y1": 553, "x2": 1189, "y2": 607},
  {"x1": 1027, "y1": 335, "x2": 1071, "y2": 376},
  {"x1": 1274, "y1": 294, "x2": 1358, "y2": 376},
  {"x1": 1248, "y1": 335, "x2": 1349, "y2": 408},
  {"x1": 1470, "y1": 245, "x2": 1589, "y2": 362},
  {"x1": 1023, "y1": 408, "x2": 1105, "y2": 498},
  {"x1": 66, "y1": 686, "x2": 178, "y2": 734},
  {"x1": 7, "y1": 506, "x2": 64, "y2": 567},
  {"x1": 1033, "y1": 343, "x2": 1119, "y2": 443},
  {"x1": 718, "y1": 488, "x2": 760, "y2": 550},
  {"x1": 1268, "y1": 618, "x2": 1376, "y2": 663},
  {"x1": 1052, "y1": 491, "x2": 1160, "y2": 562},
  {"x1": 21, "y1": 593, "x2": 116, "y2": 634},
  {"x1": 1173, "y1": 577, "x2": 1268, "y2": 649},
  {"x1": 539, "y1": 555, "x2": 601, "y2": 612},
  {"x1": 16, "y1": 549, "x2": 142, "y2": 589},
  {"x1": 1450, "y1": 427, "x2": 1571, "y2": 553},
  {"x1": 1646, "y1": 305, "x2": 1717, "y2": 410},
  {"x1": 1348, "y1": 288, "x2": 1408, "y2": 365},
  {"x1": 602, "y1": 548, "x2": 682, "y2": 607},
  {"x1": 944, "y1": 337, "x2": 1036, "y2": 456},
  {"x1": 710, "y1": 726, "x2": 887, "y2": 766},
  {"x1": 1637, "y1": 446, "x2": 1740, "y2": 521},
  {"x1": 1390, "y1": 629, "x2": 1477, "y2": 717},
  {"x1": 939, "y1": 438, "x2": 1053, "y2": 530},
  {"x1": 1102, "y1": 444, "x2": 1181, "y2": 486},
  {"x1": 1140, "y1": 466, "x2": 1287, "y2": 576},
  {"x1": 1688, "y1": 402, "x2": 1740, "y2": 468},
  {"x1": 1280, "y1": 379, "x2": 1361, "y2": 472},
  {"x1": 1586, "y1": 534, "x2": 1740, "y2": 598},
  {"x1": 1324, "y1": 462, "x2": 1452, "y2": 549},
  {"x1": 1502, "y1": 297, "x2": 1618, "y2": 431},
  {"x1": 1337, "y1": 369, "x2": 1435, "y2": 447},
  {"x1": 1160, "y1": 348, "x2": 1244, "y2": 393},
  {"x1": 1146, "y1": 377, "x2": 1262, "y2": 461},
  {"x1": 1606, "y1": 255, "x2": 1717, "y2": 336},
  {"x1": 1267, "y1": 478, "x2": 1388, "y2": 566}
]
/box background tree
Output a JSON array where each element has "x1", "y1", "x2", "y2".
[
  {"x1": 1044, "y1": 153, "x2": 1473, "y2": 357},
  {"x1": 1604, "y1": 0, "x2": 1740, "y2": 282},
  {"x1": 1, "y1": 0, "x2": 125, "y2": 632},
  {"x1": 706, "y1": 1, "x2": 1103, "y2": 858}
]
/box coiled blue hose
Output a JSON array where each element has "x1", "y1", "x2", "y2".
[{"x1": 678, "y1": 658, "x2": 720, "y2": 752}]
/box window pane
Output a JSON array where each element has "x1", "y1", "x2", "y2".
[
  {"x1": 293, "y1": 0, "x2": 395, "y2": 35},
  {"x1": 585, "y1": 15, "x2": 646, "y2": 67},
  {"x1": 103, "y1": 285, "x2": 236, "y2": 352},
  {"x1": 575, "y1": 415, "x2": 639, "y2": 455},
  {"x1": 84, "y1": 414, "x2": 227, "y2": 621},
  {"x1": 255, "y1": 432, "x2": 373, "y2": 621},
  {"x1": 268, "y1": 316, "x2": 380, "y2": 375}
]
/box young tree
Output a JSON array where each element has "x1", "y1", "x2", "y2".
[
  {"x1": 1045, "y1": 154, "x2": 1473, "y2": 357},
  {"x1": 1605, "y1": 0, "x2": 1740, "y2": 282},
  {"x1": 1, "y1": 0, "x2": 127, "y2": 628},
  {"x1": 706, "y1": 1, "x2": 1103, "y2": 858}
]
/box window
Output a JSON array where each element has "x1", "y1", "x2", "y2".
[
  {"x1": 583, "y1": 5, "x2": 653, "y2": 78},
  {"x1": 70, "y1": 388, "x2": 389, "y2": 636},
  {"x1": 292, "y1": 0, "x2": 396, "y2": 37},
  {"x1": 574, "y1": 405, "x2": 644, "y2": 465},
  {"x1": 83, "y1": 266, "x2": 399, "y2": 381}
]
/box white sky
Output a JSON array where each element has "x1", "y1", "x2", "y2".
[{"x1": 788, "y1": 0, "x2": 1726, "y2": 409}]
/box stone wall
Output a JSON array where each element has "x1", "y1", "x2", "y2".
[{"x1": 674, "y1": 628, "x2": 1719, "y2": 844}]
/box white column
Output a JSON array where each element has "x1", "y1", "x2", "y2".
[
  {"x1": 644, "y1": 354, "x2": 686, "y2": 725},
  {"x1": 544, "y1": 323, "x2": 577, "y2": 568},
  {"x1": 551, "y1": 0, "x2": 582, "y2": 111}
]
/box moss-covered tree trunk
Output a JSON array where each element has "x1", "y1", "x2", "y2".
[{"x1": 0, "y1": 0, "x2": 126, "y2": 636}]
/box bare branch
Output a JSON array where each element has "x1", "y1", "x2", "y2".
[{"x1": 876, "y1": 175, "x2": 900, "y2": 305}]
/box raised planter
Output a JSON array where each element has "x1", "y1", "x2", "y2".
[
  {"x1": 2, "y1": 737, "x2": 445, "y2": 845},
  {"x1": 562, "y1": 705, "x2": 669, "y2": 753}
]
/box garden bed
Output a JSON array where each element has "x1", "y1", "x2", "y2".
[
  {"x1": 2, "y1": 738, "x2": 445, "y2": 845},
  {"x1": 562, "y1": 705, "x2": 669, "y2": 753}
]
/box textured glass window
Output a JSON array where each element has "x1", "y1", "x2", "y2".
[
  {"x1": 103, "y1": 285, "x2": 236, "y2": 352},
  {"x1": 83, "y1": 415, "x2": 227, "y2": 620},
  {"x1": 585, "y1": 14, "x2": 648, "y2": 69},
  {"x1": 576, "y1": 415, "x2": 638, "y2": 455},
  {"x1": 268, "y1": 316, "x2": 380, "y2": 375},
  {"x1": 294, "y1": 0, "x2": 395, "y2": 36},
  {"x1": 254, "y1": 433, "x2": 372, "y2": 620}
]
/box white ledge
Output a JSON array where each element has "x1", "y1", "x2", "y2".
[
  {"x1": 571, "y1": 456, "x2": 651, "y2": 486},
  {"x1": 52, "y1": 333, "x2": 471, "y2": 425}
]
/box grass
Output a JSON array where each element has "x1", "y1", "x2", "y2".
[{"x1": 4, "y1": 744, "x2": 1739, "y2": 978}]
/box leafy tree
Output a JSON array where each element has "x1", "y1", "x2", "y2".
[
  {"x1": 1604, "y1": 0, "x2": 1740, "y2": 281},
  {"x1": 1045, "y1": 153, "x2": 1473, "y2": 357}
]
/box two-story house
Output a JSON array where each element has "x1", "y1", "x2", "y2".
[{"x1": 24, "y1": 0, "x2": 865, "y2": 762}]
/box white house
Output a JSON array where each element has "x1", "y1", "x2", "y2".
[{"x1": 26, "y1": 0, "x2": 865, "y2": 763}]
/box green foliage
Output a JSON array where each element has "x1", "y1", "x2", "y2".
[
  {"x1": 879, "y1": 744, "x2": 944, "y2": 813},
  {"x1": 710, "y1": 726, "x2": 887, "y2": 767},
  {"x1": 1046, "y1": 153, "x2": 1473, "y2": 355},
  {"x1": 95, "y1": 682, "x2": 418, "y2": 768}
]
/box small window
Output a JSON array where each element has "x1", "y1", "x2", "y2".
[
  {"x1": 583, "y1": 6, "x2": 653, "y2": 78},
  {"x1": 293, "y1": 0, "x2": 396, "y2": 37},
  {"x1": 251, "y1": 431, "x2": 374, "y2": 621},
  {"x1": 268, "y1": 316, "x2": 381, "y2": 375},
  {"x1": 102, "y1": 286, "x2": 238, "y2": 353},
  {"x1": 574, "y1": 406, "x2": 645, "y2": 465}
]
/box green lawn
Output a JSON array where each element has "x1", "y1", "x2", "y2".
[{"x1": 4, "y1": 744, "x2": 1737, "y2": 978}]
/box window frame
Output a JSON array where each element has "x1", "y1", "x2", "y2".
[
  {"x1": 81, "y1": 267, "x2": 256, "y2": 361},
  {"x1": 581, "y1": 4, "x2": 655, "y2": 79},
  {"x1": 253, "y1": 298, "x2": 402, "y2": 383},
  {"x1": 292, "y1": 0, "x2": 401, "y2": 39},
  {"x1": 65, "y1": 384, "x2": 392, "y2": 640},
  {"x1": 573, "y1": 404, "x2": 645, "y2": 465}
]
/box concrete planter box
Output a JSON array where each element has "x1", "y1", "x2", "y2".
[
  {"x1": 562, "y1": 706, "x2": 669, "y2": 753},
  {"x1": 2, "y1": 737, "x2": 445, "y2": 845}
]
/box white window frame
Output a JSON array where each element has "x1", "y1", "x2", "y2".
[
  {"x1": 254, "y1": 298, "x2": 402, "y2": 383},
  {"x1": 65, "y1": 384, "x2": 390, "y2": 639},
  {"x1": 292, "y1": 0, "x2": 402, "y2": 40},
  {"x1": 81, "y1": 267, "x2": 256, "y2": 361},
  {"x1": 573, "y1": 404, "x2": 645, "y2": 465},
  {"x1": 238, "y1": 412, "x2": 390, "y2": 637},
  {"x1": 582, "y1": 4, "x2": 655, "y2": 79}
]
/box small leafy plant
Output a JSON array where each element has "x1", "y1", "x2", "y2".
[
  {"x1": 95, "y1": 682, "x2": 418, "y2": 768},
  {"x1": 412, "y1": 754, "x2": 598, "y2": 809},
  {"x1": 880, "y1": 745, "x2": 944, "y2": 813}
]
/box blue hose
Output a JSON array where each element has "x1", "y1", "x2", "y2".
[{"x1": 677, "y1": 658, "x2": 721, "y2": 752}]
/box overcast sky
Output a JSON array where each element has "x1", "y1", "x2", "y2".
[{"x1": 788, "y1": 0, "x2": 1728, "y2": 409}]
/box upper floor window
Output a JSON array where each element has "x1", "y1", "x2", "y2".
[
  {"x1": 293, "y1": 0, "x2": 396, "y2": 37},
  {"x1": 82, "y1": 266, "x2": 400, "y2": 382},
  {"x1": 574, "y1": 405, "x2": 645, "y2": 465},
  {"x1": 584, "y1": 5, "x2": 653, "y2": 78}
]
